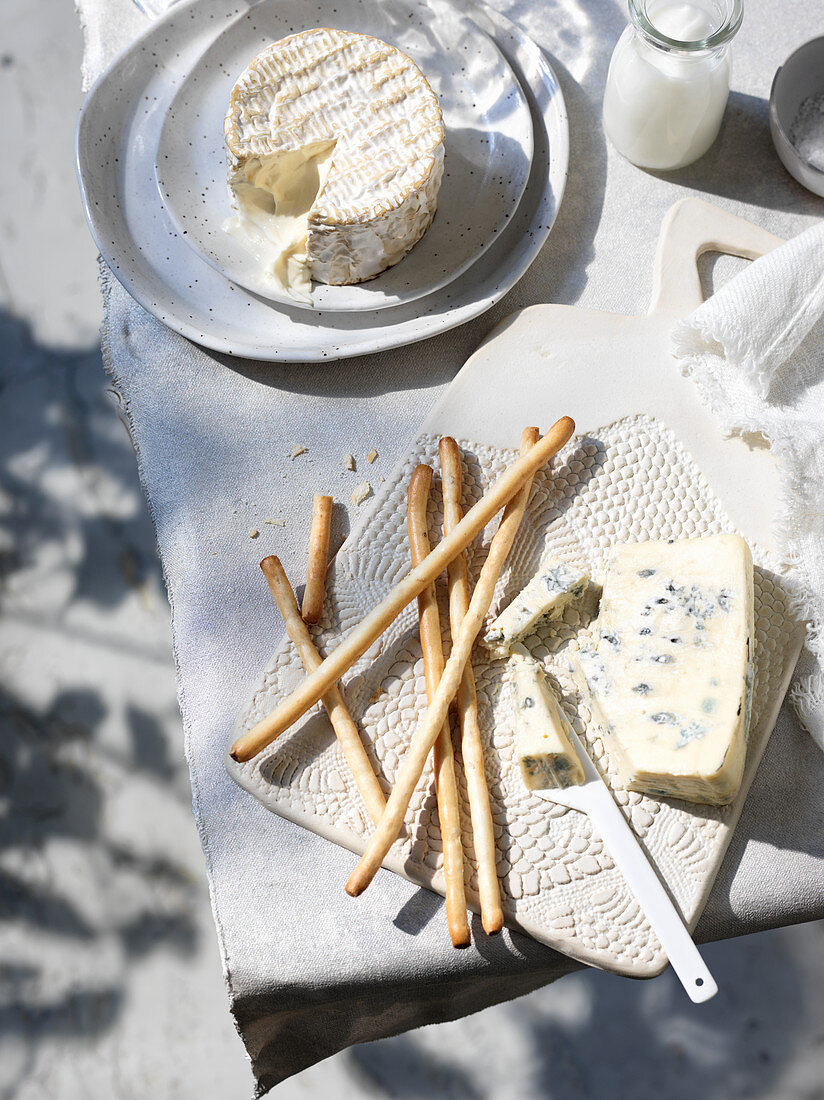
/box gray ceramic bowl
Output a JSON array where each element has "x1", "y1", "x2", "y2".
[{"x1": 769, "y1": 35, "x2": 824, "y2": 198}]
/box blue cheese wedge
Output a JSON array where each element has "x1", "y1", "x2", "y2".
[
  {"x1": 509, "y1": 649, "x2": 585, "y2": 790},
  {"x1": 484, "y1": 559, "x2": 588, "y2": 657},
  {"x1": 573, "y1": 535, "x2": 754, "y2": 806}
]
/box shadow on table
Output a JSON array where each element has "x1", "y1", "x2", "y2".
[
  {"x1": 0, "y1": 683, "x2": 199, "y2": 1093},
  {"x1": 392, "y1": 888, "x2": 444, "y2": 936},
  {"x1": 347, "y1": 924, "x2": 807, "y2": 1099},
  {"x1": 643, "y1": 92, "x2": 814, "y2": 214},
  {"x1": 0, "y1": 312, "x2": 199, "y2": 1089},
  {"x1": 0, "y1": 311, "x2": 164, "y2": 623}
]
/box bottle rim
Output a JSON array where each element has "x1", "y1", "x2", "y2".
[{"x1": 628, "y1": 0, "x2": 743, "y2": 52}]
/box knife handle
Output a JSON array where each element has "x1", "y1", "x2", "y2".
[{"x1": 585, "y1": 782, "x2": 717, "y2": 1003}]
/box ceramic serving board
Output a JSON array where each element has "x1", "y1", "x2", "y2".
[{"x1": 228, "y1": 199, "x2": 805, "y2": 977}]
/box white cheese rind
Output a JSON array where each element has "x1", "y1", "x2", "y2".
[
  {"x1": 509, "y1": 651, "x2": 585, "y2": 790},
  {"x1": 224, "y1": 28, "x2": 445, "y2": 298},
  {"x1": 574, "y1": 535, "x2": 754, "y2": 806},
  {"x1": 483, "y1": 559, "x2": 588, "y2": 658}
]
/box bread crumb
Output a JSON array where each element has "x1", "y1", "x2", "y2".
[
  {"x1": 351, "y1": 481, "x2": 372, "y2": 506},
  {"x1": 367, "y1": 449, "x2": 378, "y2": 464},
  {"x1": 264, "y1": 517, "x2": 285, "y2": 527},
  {"x1": 344, "y1": 453, "x2": 355, "y2": 471},
  {"x1": 291, "y1": 444, "x2": 307, "y2": 459},
  {"x1": 249, "y1": 528, "x2": 260, "y2": 539}
]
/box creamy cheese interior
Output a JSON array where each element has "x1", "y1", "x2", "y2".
[
  {"x1": 573, "y1": 535, "x2": 754, "y2": 806},
  {"x1": 224, "y1": 141, "x2": 336, "y2": 303}
]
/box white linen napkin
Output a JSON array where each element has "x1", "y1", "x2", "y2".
[{"x1": 672, "y1": 222, "x2": 824, "y2": 750}]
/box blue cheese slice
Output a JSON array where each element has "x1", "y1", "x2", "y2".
[
  {"x1": 483, "y1": 559, "x2": 588, "y2": 657},
  {"x1": 509, "y1": 649, "x2": 585, "y2": 790},
  {"x1": 573, "y1": 534, "x2": 754, "y2": 806}
]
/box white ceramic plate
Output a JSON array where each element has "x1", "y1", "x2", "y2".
[
  {"x1": 155, "y1": 0, "x2": 534, "y2": 312},
  {"x1": 76, "y1": 0, "x2": 569, "y2": 361}
]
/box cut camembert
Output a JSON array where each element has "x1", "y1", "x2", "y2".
[{"x1": 224, "y1": 28, "x2": 445, "y2": 303}]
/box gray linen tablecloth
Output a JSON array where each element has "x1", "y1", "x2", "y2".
[{"x1": 78, "y1": 0, "x2": 824, "y2": 1092}]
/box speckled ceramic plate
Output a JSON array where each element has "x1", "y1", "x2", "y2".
[
  {"x1": 76, "y1": 0, "x2": 568, "y2": 360},
  {"x1": 228, "y1": 202, "x2": 804, "y2": 976},
  {"x1": 155, "y1": 0, "x2": 534, "y2": 312}
]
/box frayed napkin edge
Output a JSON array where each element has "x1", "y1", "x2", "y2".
[{"x1": 671, "y1": 321, "x2": 824, "y2": 752}]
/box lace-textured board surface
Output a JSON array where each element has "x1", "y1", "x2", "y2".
[{"x1": 228, "y1": 416, "x2": 799, "y2": 977}]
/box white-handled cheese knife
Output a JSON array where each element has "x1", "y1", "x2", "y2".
[{"x1": 531, "y1": 722, "x2": 718, "y2": 1004}]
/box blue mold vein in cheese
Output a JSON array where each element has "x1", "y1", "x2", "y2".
[{"x1": 509, "y1": 649, "x2": 585, "y2": 791}]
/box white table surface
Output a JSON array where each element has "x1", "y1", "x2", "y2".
[{"x1": 76, "y1": 0, "x2": 824, "y2": 1091}]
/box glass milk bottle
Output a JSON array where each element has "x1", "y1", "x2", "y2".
[{"x1": 603, "y1": 0, "x2": 743, "y2": 170}]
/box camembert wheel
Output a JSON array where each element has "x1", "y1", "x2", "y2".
[{"x1": 224, "y1": 27, "x2": 445, "y2": 303}]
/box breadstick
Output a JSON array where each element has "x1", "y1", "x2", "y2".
[
  {"x1": 259, "y1": 556, "x2": 386, "y2": 825},
  {"x1": 230, "y1": 417, "x2": 574, "y2": 763},
  {"x1": 302, "y1": 494, "x2": 333, "y2": 624},
  {"x1": 345, "y1": 427, "x2": 541, "y2": 897},
  {"x1": 439, "y1": 437, "x2": 504, "y2": 935},
  {"x1": 407, "y1": 465, "x2": 470, "y2": 949}
]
